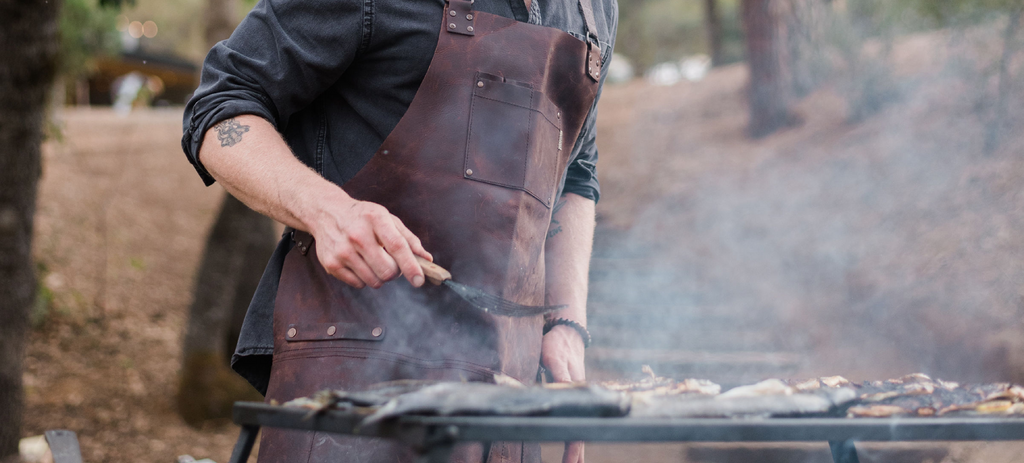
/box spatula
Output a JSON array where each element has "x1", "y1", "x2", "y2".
[{"x1": 415, "y1": 256, "x2": 565, "y2": 317}]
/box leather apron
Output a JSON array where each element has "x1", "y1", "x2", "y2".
[{"x1": 259, "y1": 1, "x2": 601, "y2": 461}]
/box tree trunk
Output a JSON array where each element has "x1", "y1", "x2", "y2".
[
  {"x1": 205, "y1": 0, "x2": 239, "y2": 45},
  {"x1": 176, "y1": 0, "x2": 275, "y2": 425},
  {"x1": 704, "y1": 0, "x2": 725, "y2": 66},
  {"x1": 0, "y1": 0, "x2": 59, "y2": 460},
  {"x1": 985, "y1": 7, "x2": 1023, "y2": 154},
  {"x1": 742, "y1": 0, "x2": 796, "y2": 138},
  {"x1": 177, "y1": 195, "x2": 273, "y2": 425}
]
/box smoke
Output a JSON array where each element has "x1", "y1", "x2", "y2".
[{"x1": 588, "y1": 21, "x2": 1024, "y2": 385}]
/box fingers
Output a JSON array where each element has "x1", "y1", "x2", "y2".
[
  {"x1": 373, "y1": 215, "x2": 427, "y2": 287},
  {"x1": 542, "y1": 326, "x2": 586, "y2": 382},
  {"x1": 315, "y1": 201, "x2": 431, "y2": 289},
  {"x1": 567, "y1": 354, "x2": 586, "y2": 381},
  {"x1": 549, "y1": 361, "x2": 573, "y2": 384},
  {"x1": 320, "y1": 243, "x2": 381, "y2": 289},
  {"x1": 332, "y1": 265, "x2": 365, "y2": 289},
  {"x1": 562, "y1": 442, "x2": 584, "y2": 463},
  {"x1": 392, "y1": 216, "x2": 431, "y2": 261}
]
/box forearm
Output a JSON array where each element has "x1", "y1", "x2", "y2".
[
  {"x1": 198, "y1": 114, "x2": 352, "y2": 233},
  {"x1": 198, "y1": 114, "x2": 429, "y2": 289},
  {"x1": 544, "y1": 193, "x2": 596, "y2": 326}
]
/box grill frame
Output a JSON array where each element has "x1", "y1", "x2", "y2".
[{"x1": 228, "y1": 402, "x2": 1024, "y2": 463}]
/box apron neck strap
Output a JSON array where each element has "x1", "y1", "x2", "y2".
[
  {"x1": 443, "y1": 0, "x2": 602, "y2": 81},
  {"x1": 577, "y1": 0, "x2": 602, "y2": 81}
]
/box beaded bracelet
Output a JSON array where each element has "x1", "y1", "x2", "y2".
[{"x1": 542, "y1": 318, "x2": 592, "y2": 348}]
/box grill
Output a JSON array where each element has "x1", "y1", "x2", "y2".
[{"x1": 227, "y1": 402, "x2": 1024, "y2": 463}]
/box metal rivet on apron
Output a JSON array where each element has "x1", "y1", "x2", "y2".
[
  {"x1": 449, "y1": 23, "x2": 457, "y2": 29},
  {"x1": 372, "y1": 327, "x2": 383, "y2": 337},
  {"x1": 467, "y1": 26, "x2": 474, "y2": 32},
  {"x1": 449, "y1": 9, "x2": 457, "y2": 16},
  {"x1": 287, "y1": 327, "x2": 297, "y2": 338},
  {"x1": 477, "y1": 81, "x2": 484, "y2": 88},
  {"x1": 557, "y1": 112, "x2": 561, "y2": 119},
  {"x1": 382, "y1": 149, "x2": 389, "y2": 155},
  {"x1": 327, "y1": 325, "x2": 337, "y2": 336},
  {"x1": 466, "y1": 169, "x2": 473, "y2": 176},
  {"x1": 466, "y1": 14, "x2": 473, "y2": 20}
]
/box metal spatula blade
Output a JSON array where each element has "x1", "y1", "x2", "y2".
[{"x1": 416, "y1": 256, "x2": 565, "y2": 317}]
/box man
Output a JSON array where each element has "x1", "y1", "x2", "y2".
[{"x1": 182, "y1": 0, "x2": 616, "y2": 461}]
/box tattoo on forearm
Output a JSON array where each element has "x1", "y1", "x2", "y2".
[
  {"x1": 547, "y1": 199, "x2": 567, "y2": 239},
  {"x1": 214, "y1": 118, "x2": 250, "y2": 147}
]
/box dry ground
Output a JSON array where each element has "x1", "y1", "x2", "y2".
[{"x1": 21, "y1": 27, "x2": 1024, "y2": 463}]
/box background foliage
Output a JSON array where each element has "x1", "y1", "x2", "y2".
[{"x1": 59, "y1": 0, "x2": 121, "y2": 78}]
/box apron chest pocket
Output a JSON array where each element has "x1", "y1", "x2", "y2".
[{"x1": 464, "y1": 72, "x2": 563, "y2": 208}]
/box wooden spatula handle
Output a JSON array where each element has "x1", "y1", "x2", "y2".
[{"x1": 416, "y1": 255, "x2": 451, "y2": 286}]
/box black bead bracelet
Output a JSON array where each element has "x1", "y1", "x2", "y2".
[{"x1": 542, "y1": 318, "x2": 591, "y2": 348}]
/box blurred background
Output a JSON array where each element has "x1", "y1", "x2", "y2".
[{"x1": 3, "y1": 0, "x2": 1024, "y2": 462}]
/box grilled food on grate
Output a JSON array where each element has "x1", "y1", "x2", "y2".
[
  {"x1": 279, "y1": 371, "x2": 1024, "y2": 422},
  {"x1": 836, "y1": 374, "x2": 1024, "y2": 417},
  {"x1": 597, "y1": 365, "x2": 722, "y2": 397}
]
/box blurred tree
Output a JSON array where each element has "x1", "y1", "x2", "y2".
[
  {"x1": 177, "y1": 195, "x2": 271, "y2": 425},
  {"x1": 987, "y1": 5, "x2": 1023, "y2": 152},
  {"x1": 58, "y1": 0, "x2": 120, "y2": 105},
  {"x1": 617, "y1": 0, "x2": 744, "y2": 71},
  {"x1": 176, "y1": 0, "x2": 273, "y2": 426},
  {"x1": 0, "y1": 0, "x2": 59, "y2": 461},
  {"x1": 742, "y1": 0, "x2": 798, "y2": 137},
  {"x1": 704, "y1": 0, "x2": 725, "y2": 65},
  {"x1": 59, "y1": 0, "x2": 120, "y2": 79},
  {"x1": 913, "y1": 0, "x2": 1024, "y2": 152}
]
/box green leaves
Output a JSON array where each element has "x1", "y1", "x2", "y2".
[
  {"x1": 912, "y1": 0, "x2": 1024, "y2": 26},
  {"x1": 59, "y1": 0, "x2": 121, "y2": 78}
]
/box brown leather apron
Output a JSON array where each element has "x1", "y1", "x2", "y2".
[{"x1": 259, "y1": 1, "x2": 601, "y2": 461}]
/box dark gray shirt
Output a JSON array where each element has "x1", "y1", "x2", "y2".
[{"x1": 181, "y1": 0, "x2": 617, "y2": 393}]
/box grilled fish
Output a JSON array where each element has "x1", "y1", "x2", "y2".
[
  {"x1": 362, "y1": 382, "x2": 631, "y2": 424},
  {"x1": 630, "y1": 386, "x2": 857, "y2": 418}
]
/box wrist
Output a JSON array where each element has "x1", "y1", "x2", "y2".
[
  {"x1": 546, "y1": 305, "x2": 586, "y2": 325},
  {"x1": 543, "y1": 318, "x2": 591, "y2": 348},
  {"x1": 299, "y1": 182, "x2": 355, "y2": 237}
]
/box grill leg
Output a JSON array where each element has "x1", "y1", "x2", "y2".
[
  {"x1": 417, "y1": 442, "x2": 456, "y2": 463},
  {"x1": 828, "y1": 440, "x2": 860, "y2": 463},
  {"x1": 416, "y1": 425, "x2": 459, "y2": 463},
  {"x1": 480, "y1": 442, "x2": 492, "y2": 463},
  {"x1": 228, "y1": 425, "x2": 260, "y2": 463}
]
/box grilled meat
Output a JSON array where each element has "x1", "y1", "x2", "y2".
[
  {"x1": 598, "y1": 365, "x2": 721, "y2": 396},
  {"x1": 805, "y1": 373, "x2": 1024, "y2": 417},
  {"x1": 362, "y1": 382, "x2": 631, "y2": 424}
]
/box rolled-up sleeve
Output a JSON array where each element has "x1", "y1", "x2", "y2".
[
  {"x1": 560, "y1": 5, "x2": 617, "y2": 203},
  {"x1": 181, "y1": 0, "x2": 365, "y2": 185}
]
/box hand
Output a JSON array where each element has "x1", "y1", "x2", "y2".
[
  {"x1": 311, "y1": 196, "x2": 432, "y2": 289},
  {"x1": 541, "y1": 324, "x2": 586, "y2": 463}
]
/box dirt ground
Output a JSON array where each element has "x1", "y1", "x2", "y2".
[{"x1": 21, "y1": 27, "x2": 1024, "y2": 463}]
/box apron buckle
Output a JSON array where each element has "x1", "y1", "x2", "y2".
[
  {"x1": 586, "y1": 38, "x2": 602, "y2": 82},
  {"x1": 446, "y1": 0, "x2": 476, "y2": 36}
]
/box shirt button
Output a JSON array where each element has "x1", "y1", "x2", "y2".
[{"x1": 372, "y1": 327, "x2": 383, "y2": 337}]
